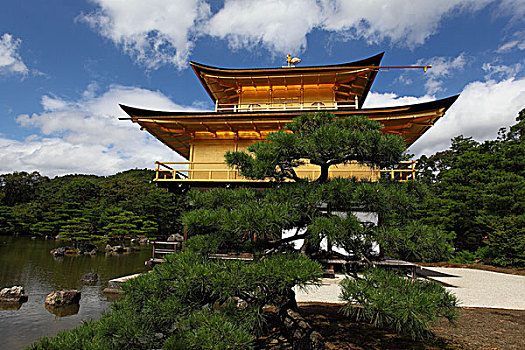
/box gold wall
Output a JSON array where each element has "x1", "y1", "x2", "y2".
[
  {"x1": 239, "y1": 84, "x2": 336, "y2": 110},
  {"x1": 189, "y1": 139, "x2": 379, "y2": 181}
]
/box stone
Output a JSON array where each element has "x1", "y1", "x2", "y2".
[
  {"x1": 81, "y1": 273, "x2": 98, "y2": 283},
  {"x1": 262, "y1": 304, "x2": 279, "y2": 314},
  {"x1": 232, "y1": 297, "x2": 248, "y2": 309},
  {"x1": 0, "y1": 286, "x2": 28, "y2": 303},
  {"x1": 309, "y1": 331, "x2": 325, "y2": 350},
  {"x1": 113, "y1": 245, "x2": 124, "y2": 253},
  {"x1": 50, "y1": 247, "x2": 67, "y2": 256},
  {"x1": 45, "y1": 290, "x2": 81, "y2": 306}
]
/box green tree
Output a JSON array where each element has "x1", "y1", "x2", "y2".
[
  {"x1": 29, "y1": 249, "x2": 322, "y2": 350},
  {"x1": 59, "y1": 217, "x2": 98, "y2": 247},
  {"x1": 0, "y1": 205, "x2": 14, "y2": 234},
  {"x1": 0, "y1": 171, "x2": 48, "y2": 206},
  {"x1": 0, "y1": 168, "x2": 184, "y2": 241},
  {"x1": 226, "y1": 113, "x2": 405, "y2": 183},
  {"x1": 417, "y1": 108, "x2": 525, "y2": 265},
  {"x1": 103, "y1": 210, "x2": 144, "y2": 245},
  {"x1": 185, "y1": 112, "x2": 457, "y2": 342}
]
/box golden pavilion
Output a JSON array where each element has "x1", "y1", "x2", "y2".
[{"x1": 120, "y1": 53, "x2": 458, "y2": 190}]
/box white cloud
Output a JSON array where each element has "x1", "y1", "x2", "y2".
[
  {"x1": 408, "y1": 77, "x2": 525, "y2": 157},
  {"x1": 207, "y1": 0, "x2": 492, "y2": 54},
  {"x1": 499, "y1": 0, "x2": 525, "y2": 21},
  {"x1": 363, "y1": 92, "x2": 435, "y2": 109},
  {"x1": 79, "y1": 0, "x2": 211, "y2": 70},
  {"x1": 320, "y1": 0, "x2": 491, "y2": 47},
  {"x1": 205, "y1": 0, "x2": 322, "y2": 54},
  {"x1": 363, "y1": 76, "x2": 525, "y2": 158},
  {"x1": 0, "y1": 33, "x2": 29, "y2": 76},
  {"x1": 81, "y1": 0, "x2": 493, "y2": 70},
  {"x1": 482, "y1": 62, "x2": 523, "y2": 80},
  {"x1": 1, "y1": 85, "x2": 200, "y2": 177},
  {"x1": 418, "y1": 53, "x2": 467, "y2": 94},
  {"x1": 497, "y1": 30, "x2": 525, "y2": 53},
  {"x1": 497, "y1": 39, "x2": 525, "y2": 53}
]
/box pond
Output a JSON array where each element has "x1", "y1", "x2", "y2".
[{"x1": 0, "y1": 236, "x2": 152, "y2": 349}]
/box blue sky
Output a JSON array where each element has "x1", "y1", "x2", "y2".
[{"x1": 1, "y1": 0, "x2": 524, "y2": 176}]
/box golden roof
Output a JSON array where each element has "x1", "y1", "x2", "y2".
[{"x1": 190, "y1": 52, "x2": 384, "y2": 109}]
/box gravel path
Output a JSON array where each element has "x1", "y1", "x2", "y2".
[
  {"x1": 422, "y1": 267, "x2": 525, "y2": 310},
  {"x1": 294, "y1": 267, "x2": 525, "y2": 310}
]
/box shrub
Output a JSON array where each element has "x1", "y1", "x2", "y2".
[
  {"x1": 340, "y1": 268, "x2": 458, "y2": 340},
  {"x1": 376, "y1": 223, "x2": 455, "y2": 262},
  {"x1": 29, "y1": 250, "x2": 322, "y2": 349},
  {"x1": 450, "y1": 250, "x2": 476, "y2": 264}
]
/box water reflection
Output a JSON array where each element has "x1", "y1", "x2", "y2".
[
  {"x1": 0, "y1": 302, "x2": 24, "y2": 311},
  {"x1": 45, "y1": 303, "x2": 80, "y2": 317},
  {"x1": 0, "y1": 236, "x2": 151, "y2": 349}
]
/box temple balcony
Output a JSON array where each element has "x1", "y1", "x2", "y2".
[
  {"x1": 215, "y1": 99, "x2": 358, "y2": 113},
  {"x1": 153, "y1": 160, "x2": 417, "y2": 185}
]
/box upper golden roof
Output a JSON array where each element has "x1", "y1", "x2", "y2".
[{"x1": 189, "y1": 52, "x2": 384, "y2": 109}]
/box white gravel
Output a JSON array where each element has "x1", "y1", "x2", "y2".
[
  {"x1": 421, "y1": 267, "x2": 525, "y2": 310},
  {"x1": 294, "y1": 268, "x2": 525, "y2": 310}
]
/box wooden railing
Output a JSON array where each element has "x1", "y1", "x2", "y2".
[
  {"x1": 215, "y1": 100, "x2": 358, "y2": 113},
  {"x1": 151, "y1": 241, "x2": 180, "y2": 259},
  {"x1": 154, "y1": 161, "x2": 417, "y2": 182},
  {"x1": 379, "y1": 161, "x2": 418, "y2": 182}
]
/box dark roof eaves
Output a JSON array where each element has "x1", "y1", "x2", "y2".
[
  {"x1": 119, "y1": 94, "x2": 459, "y2": 119},
  {"x1": 188, "y1": 52, "x2": 385, "y2": 75}
]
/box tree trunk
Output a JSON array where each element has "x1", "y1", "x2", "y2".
[
  {"x1": 271, "y1": 288, "x2": 325, "y2": 350},
  {"x1": 317, "y1": 164, "x2": 329, "y2": 184}
]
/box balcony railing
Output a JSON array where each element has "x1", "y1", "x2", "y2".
[
  {"x1": 154, "y1": 161, "x2": 417, "y2": 182},
  {"x1": 215, "y1": 100, "x2": 358, "y2": 113},
  {"x1": 380, "y1": 161, "x2": 418, "y2": 181}
]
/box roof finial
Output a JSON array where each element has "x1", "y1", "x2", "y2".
[{"x1": 285, "y1": 53, "x2": 301, "y2": 68}]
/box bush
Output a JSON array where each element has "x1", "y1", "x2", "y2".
[
  {"x1": 340, "y1": 268, "x2": 458, "y2": 340},
  {"x1": 376, "y1": 223, "x2": 455, "y2": 262},
  {"x1": 450, "y1": 250, "x2": 476, "y2": 264},
  {"x1": 29, "y1": 250, "x2": 322, "y2": 349},
  {"x1": 486, "y1": 215, "x2": 525, "y2": 267}
]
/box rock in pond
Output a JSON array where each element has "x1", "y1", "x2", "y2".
[
  {"x1": 45, "y1": 290, "x2": 81, "y2": 306},
  {"x1": 81, "y1": 273, "x2": 98, "y2": 284},
  {"x1": 0, "y1": 286, "x2": 28, "y2": 303},
  {"x1": 112, "y1": 245, "x2": 125, "y2": 253},
  {"x1": 50, "y1": 247, "x2": 67, "y2": 256}
]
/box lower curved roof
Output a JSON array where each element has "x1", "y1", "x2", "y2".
[{"x1": 120, "y1": 95, "x2": 458, "y2": 159}]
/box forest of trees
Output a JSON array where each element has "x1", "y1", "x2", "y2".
[
  {"x1": 416, "y1": 108, "x2": 524, "y2": 266},
  {"x1": 0, "y1": 169, "x2": 184, "y2": 245}
]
